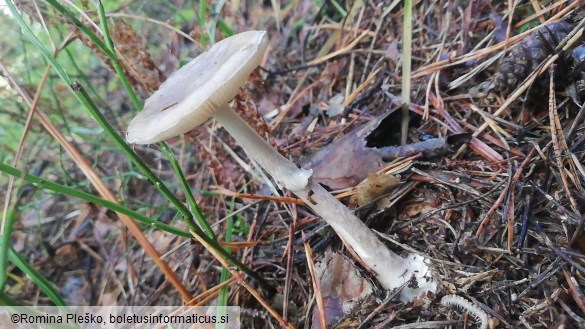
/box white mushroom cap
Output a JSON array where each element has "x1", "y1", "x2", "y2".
[{"x1": 127, "y1": 30, "x2": 269, "y2": 144}]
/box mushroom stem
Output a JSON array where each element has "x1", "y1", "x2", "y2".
[
  {"x1": 213, "y1": 106, "x2": 313, "y2": 193},
  {"x1": 214, "y1": 106, "x2": 436, "y2": 299}
]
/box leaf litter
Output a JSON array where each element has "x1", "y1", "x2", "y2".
[{"x1": 5, "y1": 0, "x2": 585, "y2": 328}]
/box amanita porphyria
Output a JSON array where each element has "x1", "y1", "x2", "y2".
[{"x1": 126, "y1": 30, "x2": 436, "y2": 302}]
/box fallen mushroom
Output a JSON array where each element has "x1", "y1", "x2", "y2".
[{"x1": 126, "y1": 30, "x2": 436, "y2": 302}]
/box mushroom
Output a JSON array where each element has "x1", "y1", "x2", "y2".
[{"x1": 126, "y1": 30, "x2": 436, "y2": 302}]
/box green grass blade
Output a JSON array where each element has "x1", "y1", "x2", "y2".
[
  {"x1": 0, "y1": 162, "x2": 264, "y2": 287},
  {"x1": 0, "y1": 209, "x2": 17, "y2": 291},
  {"x1": 94, "y1": 1, "x2": 216, "y2": 239},
  {"x1": 0, "y1": 293, "x2": 25, "y2": 306},
  {"x1": 218, "y1": 200, "x2": 235, "y2": 307},
  {"x1": 0, "y1": 162, "x2": 191, "y2": 238},
  {"x1": 6, "y1": 0, "x2": 264, "y2": 288},
  {"x1": 159, "y1": 144, "x2": 217, "y2": 240},
  {"x1": 94, "y1": 0, "x2": 141, "y2": 111},
  {"x1": 199, "y1": 0, "x2": 208, "y2": 26},
  {"x1": 400, "y1": 0, "x2": 412, "y2": 145},
  {"x1": 44, "y1": 0, "x2": 216, "y2": 241},
  {"x1": 2, "y1": 240, "x2": 67, "y2": 306},
  {"x1": 5, "y1": 1, "x2": 198, "y2": 231},
  {"x1": 43, "y1": 0, "x2": 112, "y2": 58}
]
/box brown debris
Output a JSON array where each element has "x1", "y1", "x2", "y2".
[
  {"x1": 69, "y1": 18, "x2": 165, "y2": 95},
  {"x1": 490, "y1": 19, "x2": 576, "y2": 93},
  {"x1": 6, "y1": 0, "x2": 585, "y2": 328},
  {"x1": 349, "y1": 172, "x2": 400, "y2": 207},
  {"x1": 109, "y1": 20, "x2": 165, "y2": 93},
  {"x1": 311, "y1": 251, "x2": 373, "y2": 329}
]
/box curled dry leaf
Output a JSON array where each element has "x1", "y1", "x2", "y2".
[
  {"x1": 302, "y1": 110, "x2": 471, "y2": 189},
  {"x1": 302, "y1": 113, "x2": 390, "y2": 190},
  {"x1": 349, "y1": 172, "x2": 400, "y2": 207}
]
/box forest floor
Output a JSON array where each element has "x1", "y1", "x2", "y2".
[{"x1": 2, "y1": 0, "x2": 585, "y2": 328}]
